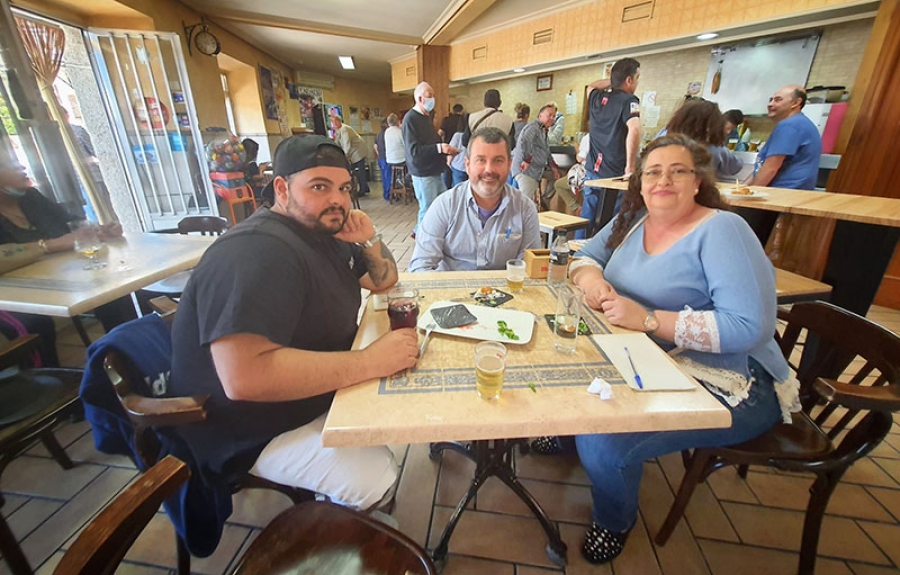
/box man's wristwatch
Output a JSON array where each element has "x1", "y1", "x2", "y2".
[
  {"x1": 643, "y1": 310, "x2": 659, "y2": 335},
  {"x1": 358, "y1": 233, "x2": 382, "y2": 249}
]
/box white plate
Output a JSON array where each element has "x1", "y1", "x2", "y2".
[
  {"x1": 722, "y1": 188, "x2": 769, "y2": 201},
  {"x1": 418, "y1": 301, "x2": 535, "y2": 345}
]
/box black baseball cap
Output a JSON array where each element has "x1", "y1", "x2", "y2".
[{"x1": 261, "y1": 135, "x2": 350, "y2": 201}]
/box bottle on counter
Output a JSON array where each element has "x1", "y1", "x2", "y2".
[{"x1": 547, "y1": 233, "x2": 570, "y2": 288}]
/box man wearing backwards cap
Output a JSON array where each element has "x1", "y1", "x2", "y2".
[{"x1": 171, "y1": 135, "x2": 418, "y2": 512}]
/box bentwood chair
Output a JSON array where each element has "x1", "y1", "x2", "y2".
[
  {"x1": 55, "y1": 455, "x2": 436, "y2": 575},
  {"x1": 98, "y1": 312, "x2": 315, "y2": 575},
  {"x1": 0, "y1": 335, "x2": 83, "y2": 575},
  {"x1": 655, "y1": 301, "x2": 900, "y2": 575}
]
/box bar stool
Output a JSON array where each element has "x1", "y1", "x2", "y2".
[{"x1": 389, "y1": 164, "x2": 412, "y2": 205}]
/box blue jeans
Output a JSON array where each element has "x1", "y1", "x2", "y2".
[
  {"x1": 575, "y1": 358, "x2": 781, "y2": 532},
  {"x1": 451, "y1": 167, "x2": 468, "y2": 187},
  {"x1": 411, "y1": 174, "x2": 446, "y2": 230},
  {"x1": 579, "y1": 169, "x2": 625, "y2": 239},
  {"x1": 378, "y1": 157, "x2": 391, "y2": 200}
]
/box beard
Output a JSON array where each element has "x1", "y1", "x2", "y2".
[
  {"x1": 286, "y1": 194, "x2": 348, "y2": 234},
  {"x1": 470, "y1": 170, "x2": 505, "y2": 198}
]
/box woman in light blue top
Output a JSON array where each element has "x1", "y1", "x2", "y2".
[{"x1": 563, "y1": 135, "x2": 798, "y2": 564}]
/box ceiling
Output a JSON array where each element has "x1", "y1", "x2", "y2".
[{"x1": 178, "y1": 0, "x2": 565, "y2": 84}]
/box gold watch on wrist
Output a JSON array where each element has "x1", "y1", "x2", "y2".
[{"x1": 643, "y1": 310, "x2": 659, "y2": 335}]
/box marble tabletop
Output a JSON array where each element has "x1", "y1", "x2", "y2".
[
  {"x1": 586, "y1": 178, "x2": 900, "y2": 228},
  {"x1": 0, "y1": 233, "x2": 215, "y2": 317},
  {"x1": 321, "y1": 271, "x2": 731, "y2": 448}
]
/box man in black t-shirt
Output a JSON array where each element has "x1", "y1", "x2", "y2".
[
  {"x1": 171, "y1": 136, "x2": 418, "y2": 510},
  {"x1": 583, "y1": 57, "x2": 642, "y2": 236}
]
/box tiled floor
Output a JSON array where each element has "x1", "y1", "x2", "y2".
[{"x1": 3, "y1": 193, "x2": 900, "y2": 574}]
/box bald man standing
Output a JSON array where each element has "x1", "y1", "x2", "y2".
[
  {"x1": 402, "y1": 82, "x2": 458, "y2": 236},
  {"x1": 748, "y1": 85, "x2": 822, "y2": 190}
]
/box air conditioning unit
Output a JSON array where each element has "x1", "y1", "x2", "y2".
[{"x1": 294, "y1": 71, "x2": 335, "y2": 90}]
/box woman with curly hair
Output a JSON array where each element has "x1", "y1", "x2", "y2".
[
  {"x1": 665, "y1": 99, "x2": 742, "y2": 181},
  {"x1": 564, "y1": 135, "x2": 798, "y2": 564}
]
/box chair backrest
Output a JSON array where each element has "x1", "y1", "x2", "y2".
[
  {"x1": 778, "y1": 301, "x2": 900, "y2": 436},
  {"x1": 177, "y1": 216, "x2": 229, "y2": 236},
  {"x1": 230, "y1": 501, "x2": 438, "y2": 575},
  {"x1": 54, "y1": 455, "x2": 189, "y2": 575}
]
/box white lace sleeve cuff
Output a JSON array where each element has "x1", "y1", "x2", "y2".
[
  {"x1": 568, "y1": 257, "x2": 603, "y2": 274},
  {"x1": 674, "y1": 306, "x2": 721, "y2": 353}
]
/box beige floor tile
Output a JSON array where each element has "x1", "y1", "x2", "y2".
[
  {"x1": 470, "y1": 476, "x2": 593, "y2": 523},
  {"x1": 24, "y1": 420, "x2": 91, "y2": 457},
  {"x1": 858, "y1": 521, "x2": 900, "y2": 567},
  {"x1": 746, "y1": 472, "x2": 894, "y2": 521},
  {"x1": 3, "y1": 456, "x2": 105, "y2": 499},
  {"x1": 427, "y1": 506, "x2": 557, "y2": 568},
  {"x1": 843, "y1": 458, "x2": 899, "y2": 488},
  {"x1": 704, "y1": 467, "x2": 759, "y2": 504},
  {"x1": 229, "y1": 487, "x2": 294, "y2": 528},
  {"x1": 54, "y1": 431, "x2": 137, "y2": 468},
  {"x1": 515, "y1": 451, "x2": 592, "y2": 486},
  {"x1": 871, "y1": 440, "x2": 900, "y2": 460},
  {"x1": 441, "y1": 554, "x2": 515, "y2": 574},
  {"x1": 847, "y1": 563, "x2": 900, "y2": 575},
  {"x1": 874, "y1": 458, "x2": 900, "y2": 485},
  {"x1": 609, "y1": 516, "x2": 663, "y2": 575},
  {"x1": 722, "y1": 502, "x2": 889, "y2": 565},
  {"x1": 699, "y1": 539, "x2": 854, "y2": 575},
  {"x1": 4, "y1": 498, "x2": 63, "y2": 541},
  {"x1": 393, "y1": 443, "x2": 440, "y2": 546},
  {"x1": 868, "y1": 486, "x2": 900, "y2": 522},
  {"x1": 639, "y1": 462, "x2": 714, "y2": 574},
  {"x1": 17, "y1": 466, "x2": 137, "y2": 569},
  {"x1": 0, "y1": 493, "x2": 28, "y2": 518},
  {"x1": 34, "y1": 551, "x2": 173, "y2": 575},
  {"x1": 434, "y1": 448, "x2": 477, "y2": 508}
]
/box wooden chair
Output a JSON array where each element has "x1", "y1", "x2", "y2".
[
  {"x1": 100, "y1": 313, "x2": 315, "y2": 575},
  {"x1": 0, "y1": 335, "x2": 83, "y2": 575},
  {"x1": 655, "y1": 301, "x2": 900, "y2": 575},
  {"x1": 54, "y1": 456, "x2": 436, "y2": 575}
]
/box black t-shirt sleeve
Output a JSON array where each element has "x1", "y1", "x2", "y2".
[
  {"x1": 621, "y1": 94, "x2": 641, "y2": 124},
  {"x1": 191, "y1": 233, "x2": 308, "y2": 348}
]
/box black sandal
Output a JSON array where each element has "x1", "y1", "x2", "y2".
[
  {"x1": 530, "y1": 435, "x2": 575, "y2": 455},
  {"x1": 581, "y1": 522, "x2": 629, "y2": 564}
]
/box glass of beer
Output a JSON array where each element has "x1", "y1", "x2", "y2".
[
  {"x1": 475, "y1": 341, "x2": 507, "y2": 399},
  {"x1": 727, "y1": 138, "x2": 738, "y2": 151},
  {"x1": 387, "y1": 287, "x2": 419, "y2": 330},
  {"x1": 68, "y1": 220, "x2": 107, "y2": 270},
  {"x1": 506, "y1": 259, "x2": 526, "y2": 292}
]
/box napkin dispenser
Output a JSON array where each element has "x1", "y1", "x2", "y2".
[{"x1": 525, "y1": 249, "x2": 551, "y2": 278}]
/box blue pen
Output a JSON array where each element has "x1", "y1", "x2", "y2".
[
  {"x1": 624, "y1": 347, "x2": 643, "y2": 389},
  {"x1": 505, "y1": 226, "x2": 511, "y2": 239}
]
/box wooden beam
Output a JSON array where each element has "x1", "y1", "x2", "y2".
[
  {"x1": 211, "y1": 8, "x2": 422, "y2": 46},
  {"x1": 428, "y1": 0, "x2": 498, "y2": 46}
]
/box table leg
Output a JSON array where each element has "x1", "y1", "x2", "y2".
[
  {"x1": 430, "y1": 439, "x2": 568, "y2": 568},
  {"x1": 822, "y1": 221, "x2": 900, "y2": 316}
]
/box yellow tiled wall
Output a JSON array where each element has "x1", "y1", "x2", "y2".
[
  {"x1": 448, "y1": 19, "x2": 872, "y2": 145},
  {"x1": 448, "y1": 0, "x2": 864, "y2": 81}
]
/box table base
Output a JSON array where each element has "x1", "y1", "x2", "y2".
[{"x1": 428, "y1": 439, "x2": 568, "y2": 568}]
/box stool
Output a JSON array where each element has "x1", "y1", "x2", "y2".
[
  {"x1": 212, "y1": 182, "x2": 257, "y2": 224},
  {"x1": 390, "y1": 165, "x2": 412, "y2": 205}
]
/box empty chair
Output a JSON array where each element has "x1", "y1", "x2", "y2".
[
  {"x1": 655, "y1": 301, "x2": 900, "y2": 575},
  {"x1": 0, "y1": 335, "x2": 82, "y2": 575},
  {"x1": 213, "y1": 182, "x2": 258, "y2": 224},
  {"x1": 54, "y1": 455, "x2": 436, "y2": 575}
]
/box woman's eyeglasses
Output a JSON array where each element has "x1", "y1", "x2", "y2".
[{"x1": 640, "y1": 168, "x2": 695, "y2": 184}]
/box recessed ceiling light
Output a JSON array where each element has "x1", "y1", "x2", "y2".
[
  {"x1": 696, "y1": 32, "x2": 719, "y2": 41},
  {"x1": 513, "y1": 67, "x2": 526, "y2": 73},
  {"x1": 339, "y1": 56, "x2": 355, "y2": 70}
]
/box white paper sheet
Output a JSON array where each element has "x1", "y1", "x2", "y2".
[{"x1": 592, "y1": 333, "x2": 698, "y2": 391}]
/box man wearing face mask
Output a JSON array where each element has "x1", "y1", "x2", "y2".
[{"x1": 401, "y1": 82, "x2": 458, "y2": 237}]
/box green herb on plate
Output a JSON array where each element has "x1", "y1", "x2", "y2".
[{"x1": 497, "y1": 320, "x2": 520, "y2": 340}]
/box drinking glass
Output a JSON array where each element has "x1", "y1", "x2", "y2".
[
  {"x1": 506, "y1": 259, "x2": 526, "y2": 292},
  {"x1": 727, "y1": 138, "x2": 739, "y2": 151},
  {"x1": 475, "y1": 341, "x2": 507, "y2": 399},
  {"x1": 68, "y1": 220, "x2": 107, "y2": 270},
  {"x1": 387, "y1": 287, "x2": 419, "y2": 330},
  {"x1": 553, "y1": 284, "x2": 583, "y2": 354}
]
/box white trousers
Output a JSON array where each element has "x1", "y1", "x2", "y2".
[{"x1": 250, "y1": 414, "x2": 399, "y2": 511}]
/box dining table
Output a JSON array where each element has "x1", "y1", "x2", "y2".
[
  {"x1": 0, "y1": 233, "x2": 216, "y2": 317},
  {"x1": 586, "y1": 177, "x2": 900, "y2": 316},
  {"x1": 322, "y1": 271, "x2": 732, "y2": 567}
]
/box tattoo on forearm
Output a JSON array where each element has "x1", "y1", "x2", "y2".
[{"x1": 363, "y1": 241, "x2": 397, "y2": 286}]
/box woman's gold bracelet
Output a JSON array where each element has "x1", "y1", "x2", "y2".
[{"x1": 37, "y1": 239, "x2": 49, "y2": 254}]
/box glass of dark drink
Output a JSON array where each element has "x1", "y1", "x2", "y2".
[{"x1": 387, "y1": 287, "x2": 419, "y2": 330}]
